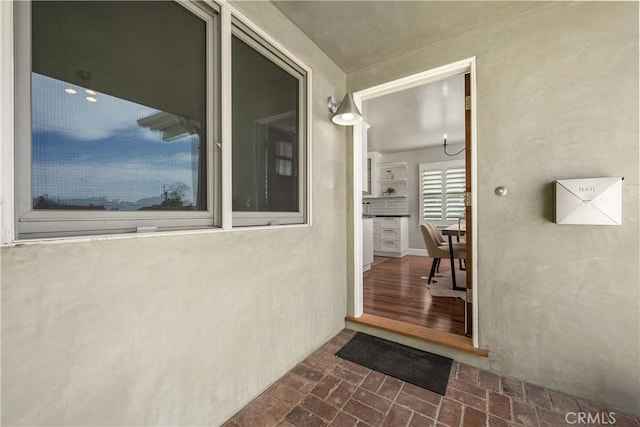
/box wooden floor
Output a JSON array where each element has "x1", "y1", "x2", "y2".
[{"x1": 363, "y1": 255, "x2": 465, "y2": 336}]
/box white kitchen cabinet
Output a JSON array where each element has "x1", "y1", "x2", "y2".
[
  {"x1": 362, "y1": 217, "x2": 374, "y2": 272},
  {"x1": 372, "y1": 219, "x2": 380, "y2": 251},
  {"x1": 380, "y1": 228, "x2": 400, "y2": 240},
  {"x1": 373, "y1": 216, "x2": 409, "y2": 258}
]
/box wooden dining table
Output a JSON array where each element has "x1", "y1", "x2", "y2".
[{"x1": 441, "y1": 224, "x2": 466, "y2": 291}]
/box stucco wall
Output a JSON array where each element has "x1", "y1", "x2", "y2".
[
  {"x1": 0, "y1": 1, "x2": 348, "y2": 425},
  {"x1": 349, "y1": 2, "x2": 639, "y2": 413}
]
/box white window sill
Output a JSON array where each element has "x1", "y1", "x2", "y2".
[{"x1": 2, "y1": 223, "x2": 311, "y2": 248}]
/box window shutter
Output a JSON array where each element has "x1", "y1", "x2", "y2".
[
  {"x1": 419, "y1": 161, "x2": 465, "y2": 224},
  {"x1": 445, "y1": 168, "x2": 466, "y2": 220},
  {"x1": 422, "y1": 170, "x2": 443, "y2": 220}
]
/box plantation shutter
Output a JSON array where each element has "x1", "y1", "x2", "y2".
[
  {"x1": 445, "y1": 167, "x2": 466, "y2": 220},
  {"x1": 421, "y1": 170, "x2": 443, "y2": 221},
  {"x1": 419, "y1": 161, "x2": 465, "y2": 223}
]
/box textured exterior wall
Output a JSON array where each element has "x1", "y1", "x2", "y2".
[
  {"x1": 349, "y1": 2, "x2": 639, "y2": 413},
  {"x1": 0, "y1": 1, "x2": 348, "y2": 425}
]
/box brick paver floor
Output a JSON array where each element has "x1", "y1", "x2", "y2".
[{"x1": 223, "y1": 330, "x2": 640, "y2": 427}]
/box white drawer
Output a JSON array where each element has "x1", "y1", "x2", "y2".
[
  {"x1": 378, "y1": 217, "x2": 400, "y2": 229},
  {"x1": 379, "y1": 239, "x2": 400, "y2": 252},
  {"x1": 380, "y1": 228, "x2": 400, "y2": 240},
  {"x1": 373, "y1": 233, "x2": 380, "y2": 251},
  {"x1": 373, "y1": 222, "x2": 380, "y2": 233}
]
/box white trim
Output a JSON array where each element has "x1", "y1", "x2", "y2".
[
  {"x1": 407, "y1": 248, "x2": 428, "y2": 257},
  {"x1": 351, "y1": 57, "x2": 480, "y2": 346},
  {"x1": 216, "y1": 1, "x2": 312, "y2": 78},
  {"x1": 229, "y1": 24, "x2": 308, "y2": 227},
  {"x1": 355, "y1": 58, "x2": 475, "y2": 102},
  {"x1": 212, "y1": 3, "x2": 314, "y2": 228},
  {"x1": 470, "y1": 59, "x2": 479, "y2": 348},
  {"x1": 220, "y1": 6, "x2": 233, "y2": 230},
  {"x1": 0, "y1": 0, "x2": 15, "y2": 244},
  {"x1": 352, "y1": 120, "x2": 364, "y2": 317},
  {"x1": 13, "y1": 1, "x2": 219, "y2": 238},
  {"x1": 14, "y1": 1, "x2": 29, "y2": 235},
  {"x1": 2, "y1": 0, "x2": 312, "y2": 242},
  {"x1": 204, "y1": 1, "x2": 217, "y2": 223},
  {"x1": 305, "y1": 69, "x2": 313, "y2": 227},
  {"x1": 178, "y1": 1, "x2": 217, "y2": 219},
  {"x1": 1, "y1": 223, "x2": 311, "y2": 248}
]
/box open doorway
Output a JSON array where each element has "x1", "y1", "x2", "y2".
[{"x1": 351, "y1": 58, "x2": 478, "y2": 347}]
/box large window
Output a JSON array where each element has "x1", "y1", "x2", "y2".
[
  {"x1": 420, "y1": 160, "x2": 465, "y2": 225},
  {"x1": 231, "y1": 21, "x2": 307, "y2": 226},
  {"x1": 13, "y1": 1, "x2": 309, "y2": 239}
]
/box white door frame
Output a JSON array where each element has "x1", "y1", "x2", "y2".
[{"x1": 350, "y1": 57, "x2": 479, "y2": 347}]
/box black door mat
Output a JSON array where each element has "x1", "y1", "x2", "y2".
[{"x1": 335, "y1": 332, "x2": 453, "y2": 395}]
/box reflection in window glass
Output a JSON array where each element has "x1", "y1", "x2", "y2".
[
  {"x1": 232, "y1": 35, "x2": 300, "y2": 213},
  {"x1": 31, "y1": 1, "x2": 207, "y2": 211},
  {"x1": 32, "y1": 73, "x2": 202, "y2": 211}
]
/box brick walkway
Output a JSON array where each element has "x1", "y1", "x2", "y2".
[{"x1": 223, "y1": 330, "x2": 639, "y2": 427}]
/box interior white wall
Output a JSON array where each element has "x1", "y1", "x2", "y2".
[
  {"x1": 378, "y1": 145, "x2": 464, "y2": 250},
  {"x1": 349, "y1": 2, "x2": 639, "y2": 414},
  {"x1": 0, "y1": 1, "x2": 348, "y2": 425}
]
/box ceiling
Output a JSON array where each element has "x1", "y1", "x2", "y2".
[
  {"x1": 271, "y1": 1, "x2": 542, "y2": 73},
  {"x1": 364, "y1": 73, "x2": 464, "y2": 153}
]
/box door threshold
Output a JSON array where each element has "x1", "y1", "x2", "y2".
[{"x1": 346, "y1": 313, "x2": 489, "y2": 357}]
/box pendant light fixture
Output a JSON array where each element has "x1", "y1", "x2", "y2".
[{"x1": 443, "y1": 134, "x2": 465, "y2": 156}]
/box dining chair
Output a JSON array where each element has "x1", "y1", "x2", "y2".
[
  {"x1": 425, "y1": 222, "x2": 447, "y2": 245},
  {"x1": 425, "y1": 222, "x2": 466, "y2": 270},
  {"x1": 431, "y1": 221, "x2": 466, "y2": 271},
  {"x1": 420, "y1": 223, "x2": 466, "y2": 284}
]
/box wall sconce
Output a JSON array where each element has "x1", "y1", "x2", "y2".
[
  {"x1": 443, "y1": 134, "x2": 464, "y2": 156},
  {"x1": 328, "y1": 94, "x2": 363, "y2": 126}
]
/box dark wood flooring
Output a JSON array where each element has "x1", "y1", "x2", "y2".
[{"x1": 363, "y1": 255, "x2": 465, "y2": 336}]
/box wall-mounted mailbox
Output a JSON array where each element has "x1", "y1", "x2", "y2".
[{"x1": 555, "y1": 177, "x2": 622, "y2": 225}]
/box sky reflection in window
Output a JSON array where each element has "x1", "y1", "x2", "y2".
[{"x1": 31, "y1": 73, "x2": 202, "y2": 211}]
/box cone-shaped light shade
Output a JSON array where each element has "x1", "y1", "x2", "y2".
[{"x1": 331, "y1": 93, "x2": 363, "y2": 126}]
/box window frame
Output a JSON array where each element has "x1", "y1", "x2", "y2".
[
  {"x1": 419, "y1": 160, "x2": 465, "y2": 227},
  {"x1": 14, "y1": 0, "x2": 221, "y2": 239},
  {"x1": 230, "y1": 21, "x2": 308, "y2": 227},
  {"x1": 6, "y1": 0, "x2": 312, "y2": 242}
]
